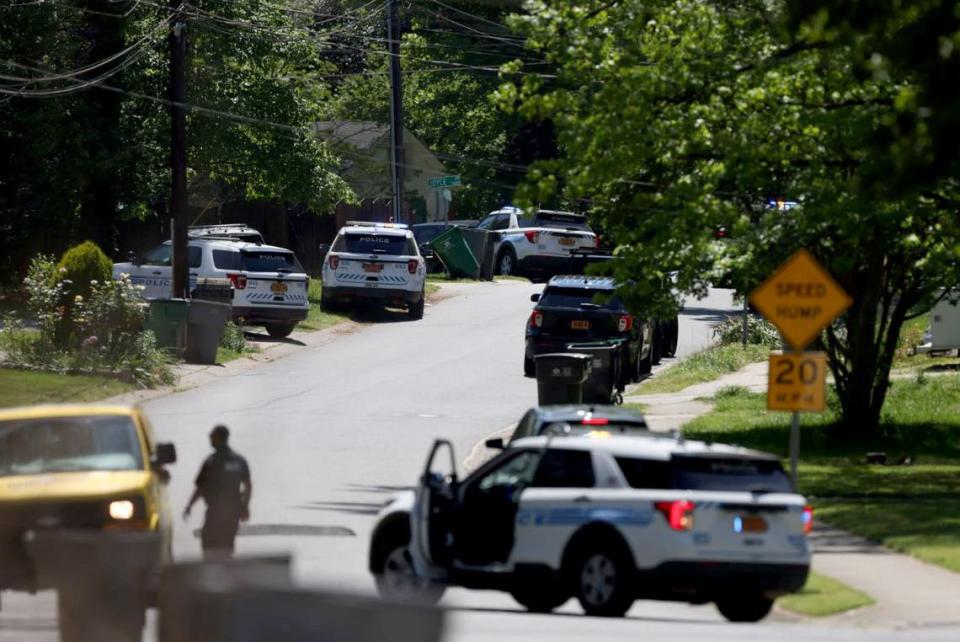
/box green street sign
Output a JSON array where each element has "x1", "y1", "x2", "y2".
[{"x1": 428, "y1": 175, "x2": 461, "y2": 188}]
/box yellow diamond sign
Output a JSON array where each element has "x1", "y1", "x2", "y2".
[{"x1": 749, "y1": 249, "x2": 852, "y2": 350}]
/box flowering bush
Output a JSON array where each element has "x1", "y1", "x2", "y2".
[
  {"x1": 713, "y1": 314, "x2": 781, "y2": 348},
  {"x1": 1, "y1": 255, "x2": 173, "y2": 387}
]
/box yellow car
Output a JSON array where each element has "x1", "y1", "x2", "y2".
[{"x1": 0, "y1": 404, "x2": 176, "y2": 597}]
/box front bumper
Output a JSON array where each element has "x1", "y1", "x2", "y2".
[
  {"x1": 324, "y1": 285, "x2": 422, "y2": 304},
  {"x1": 233, "y1": 305, "x2": 308, "y2": 325}
]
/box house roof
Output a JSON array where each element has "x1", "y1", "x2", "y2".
[{"x1": 314, "y1": 121, "x2": 389, "y2": 150}]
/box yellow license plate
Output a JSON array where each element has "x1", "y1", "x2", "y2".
[
  {"x1": 270, "y1": 281, "x2": 288, "y2": 294},
  {"x1": 363, "y1": 263, "x2": 384, "y2": 273},
  {"x1": 738, "y1": 516, "x2": 768, "y2": 533},
  {"x1": 559, "y1": 237, "x2": 575, "y2": 246},
  {"x1": 571, "y1": 319, "x2": 590, "y2": 330}
]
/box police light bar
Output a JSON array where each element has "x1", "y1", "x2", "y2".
[
  {"x1": 344, "y1": 221, "x2": 410, "y2": 229},
  {"x1": 767, "y1": 200, "x2": 798, "y2": 211}
]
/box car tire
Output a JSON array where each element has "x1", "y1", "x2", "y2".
[
  {"x1": 524, "y1": 356, "x2": 535, "y2": 377},
  {"x1": 715, "y1": 594, "x2": 775, "y2": 623},
  {"x1": 497, "y1": 247, "x2": 518, "y2": 277},
  {"x1": 371, "y1": 519, "x2": 445, "y2": 606},
  {"x1": 511, "y1": 585, "x2": 569, "y2": 613},
  {"x1": 566, "y1": 539, "x2": 635, "y2": 617},
  {"x1": 320, "y1": 295, "x2": 337, "y2": 312},
  {"x1": 664, "y1": 316, "x2": 679, "y2": 358},
  {"x1": 265, "y1": 322, "x2": 296, "y2": 339},
  {"x1": 638, "y1": 338, "x2": 653, "y2": 376},
  {"x1": 651, "y1": 324, "x2": 664, "y2": 366},
  {"x1": 408, "y1": 292, "x2": 425, "y2": 320}
]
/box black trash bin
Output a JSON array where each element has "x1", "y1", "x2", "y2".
[
  {"x1": 565, "y1": 340, "x2": 625, "y2": 404},
  {"x1": 185, "y1": 300, "x2": 232, "y2": 365},
  {"x1": 534, "y1": 353, "x2": 592, "y2": 405}
]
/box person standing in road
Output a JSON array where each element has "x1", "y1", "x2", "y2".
[{"x1": 183, "y1": 425, "x2": 252, "y2": 559}]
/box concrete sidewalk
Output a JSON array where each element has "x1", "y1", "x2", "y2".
[{"x1": 625, "y1": 359, "x2": 960, "y2": 628}]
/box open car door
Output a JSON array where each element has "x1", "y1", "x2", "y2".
[{"x1": 413, "y1": 439, "x2": 458, "y2": 567}]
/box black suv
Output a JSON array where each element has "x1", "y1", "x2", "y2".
[{"x1": 524, "y1": 275, "x2": 678, "y2": 380}]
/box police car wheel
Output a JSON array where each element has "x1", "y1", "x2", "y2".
[
  {"x1": 408, "y1": 293, "x2": 425, "y2": 320},
  {"x1": 265, "y1": 323, "x2": 296, "y2": 339},
  {"x1": 375, "y1": 545, "x2": 444, "y2": 605},
  {"x1": 715, "y1": 593, "x2": 774, "y2": 623},
  {"x1": 571, "y1": 548, "x2": 633, "y2": 617},
  {"x1": 497, "y1": 249, "x2": 516, "y2": 276},
  {"x1": 510, "y1": 585, "x2": 569, "y2": 613}
]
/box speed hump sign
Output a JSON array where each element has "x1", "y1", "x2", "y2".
[{"x1": 768, "y1": 352, "x2": 827, "y2": 412}]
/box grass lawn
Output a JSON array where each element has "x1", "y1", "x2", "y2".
[
  {"x1": 778, "y1": 572, "x2": 874, "y2": 617},
  {"x1": 0, "y1": 368, "x2": 133, "y2": 408},
  {"x1": 635, "y1": 343, "x2": 770, "y2": 394},
  {"x1": 683, "y1": 377, "x2": 960, "y2": 572},
  {"x1": 299, "y1": 280, "x2": 350, "y2": 332}
]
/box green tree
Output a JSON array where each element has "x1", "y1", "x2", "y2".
[{"x1": 501, "y1": 0, "x2": 960, "y2": 436}]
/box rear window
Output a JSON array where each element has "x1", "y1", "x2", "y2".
[
  {"x1": 334, "y1": 233, "x2": 414, "y2": 255},
  {"x1": 241, "y1": 251, "x2": 303, "y2": 273},
  {"x1": 539, "y1": 287, "x2": 622, "y2": 310},
  {"x1": 522, "y1": 211, "x2": 592, "y2": 231},
  {"x1": 673, "y1": 456, "x2": 793, "y2": 493},
  {"x1": 616, "y1": 456, "x2": 792, "y2": 492}
]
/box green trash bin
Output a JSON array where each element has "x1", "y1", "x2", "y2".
[
  {"x1": 145, "y1": 299, "x2": 189, "y2": 355},
  {"x1": 430, "y1": 225, "x2": 480, "y2": 279},
  {"x1": 565, "y1": 340, "x2": 625, "y2": 404}
]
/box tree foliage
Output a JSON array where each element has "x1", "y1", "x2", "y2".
[{"x1": 502, "y1": 0, "x2": 960, "y2": 435}]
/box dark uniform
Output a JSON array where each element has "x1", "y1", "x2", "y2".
[{"x1": 195, "y1": 447, "x2": 250, "y2": 555}]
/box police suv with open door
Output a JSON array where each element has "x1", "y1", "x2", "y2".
[{"x1": 369, "y1": 427, "x2": 812, "y2": 621}]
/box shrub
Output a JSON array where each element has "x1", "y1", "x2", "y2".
[
  {"x1": 713, "y1": 315, "x2": 781, "y2": 347},
  {"x1": 220, "y1": 320, "x2": 247, "y2": 353},
  {"x1": 56, "y1": 241, "x2": 113, "y2": 301}
]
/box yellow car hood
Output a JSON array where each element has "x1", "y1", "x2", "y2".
[{"x1": 0, "y1": 470, "x2": 151, "y2": 504}]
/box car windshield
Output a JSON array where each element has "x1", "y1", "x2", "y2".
[
  {"x1": 241, "y1": 251, "x2": 303, "y2": 273},
  {"x1": 0, "y1": 415, "x2": 144, "y2": 477},
  {"x1": 672, "y1": 456, "x2": 793, "y2": 493},
  {"x1": 142, "y1": 243, "x2": 202, "y2": 268},
  {"x1": 539, "y1": 288, "x2": 622, "y2": 309},
  {"x1": 335, "y1": 233, "x2": 410, "y2": 255}
]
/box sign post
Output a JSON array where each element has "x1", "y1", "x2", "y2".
[{"x1": 749, "y1": 250, "x2": 852, "y2": 486}]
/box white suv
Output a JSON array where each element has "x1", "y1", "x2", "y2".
[
  {"x1": 112, "y1": 238, "x2": 309, "y2": 338},
  {"x1": 321, "y1": 222, "x2": 426, "y2": 319},
  {"x1": 369, "y1": 426, "x2": 812, "y2": 621},
  {"x1": 477, "y1": 207, "x2": 598, "y2": 280}
]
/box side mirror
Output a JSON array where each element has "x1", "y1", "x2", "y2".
[
  {"x1": 152, "y1": 442, "x2": 177, "y2": 466},
  {"x1": 128, "y1": 251, "x2": 141, "y2": 266},
  {"x1": 485, "y1": 438, "x2": 505, "y2": 450},
  {"x1": 530, "y1": 294, "x2": 540, "y2": 302}
]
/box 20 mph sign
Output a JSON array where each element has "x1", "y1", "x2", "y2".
[{"x1": 749, "y1": 249, "x2": 852, "y2": 350}]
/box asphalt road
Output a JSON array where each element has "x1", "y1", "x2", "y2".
[{"x1": 5, "y1": 281, "x2": 954, "y2": 641}]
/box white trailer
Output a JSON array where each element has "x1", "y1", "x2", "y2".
[{"x1": 914, "y1": 296, "x2": 960, "y2": 356}]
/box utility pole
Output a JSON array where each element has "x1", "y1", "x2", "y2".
[
  {"x1": 387, "y1": 0, "x2": 405, "y2": 224},
  {"x1": 169, "y1": 1, "x2": 189, "y2": 299}
]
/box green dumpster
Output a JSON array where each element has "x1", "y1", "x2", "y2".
[
  {"x1": 430, "y1": 225, "x2": 480, "y2": 279},
  {"x1": 145, "y1": 299, "x2": 188, "y2": 356}
]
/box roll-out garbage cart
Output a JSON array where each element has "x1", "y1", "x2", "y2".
[
  {"x1": 431, "y1": 225, "x2": 480, "y2": 279},
  {"x1": 534, "y1": 353, "x2": 592, "y2": 405},
  {"x1": 565, "y1": 340, "x2": 625, "y2": 404},
  {"x1": 185, "y1": 300, "x2": 231, "y2": 365},
  {"x1": 145, "y1": 299, "x2": 189, "y2": 355}
]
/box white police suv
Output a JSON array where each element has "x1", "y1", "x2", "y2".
[
  {"x1": 369, "y1": 424, "x2": 812, "y2": 621},
  {"x1": 321, "y1": 222, "x2": 426, "y2": 319},
  {"x1": 477, "y1": 207, "x2": 598, "y2": 280},
  {"x1": 113, "y1": 237, "x2": 309, "y2": 338}
]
